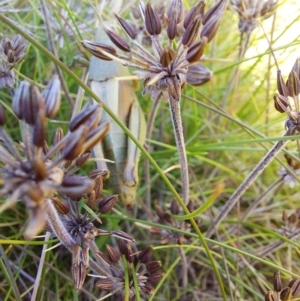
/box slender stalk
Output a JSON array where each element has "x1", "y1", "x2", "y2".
[
  {"x1": 31, "y1": 232, "x2": 50, "y2": 301},
  {"x1": 206, "y1": 133, "x2": 288, "y2": 238},
  {"x1": 169, "y1": 96, "x2": 189, "y2": 205}
]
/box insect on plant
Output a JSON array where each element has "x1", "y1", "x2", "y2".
[{"x1": 89, "y1": 27, "x2": 146, "y2": 208}]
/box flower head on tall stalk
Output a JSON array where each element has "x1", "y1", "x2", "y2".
[
  {"x1": 230, "y1": 0, "x2": 277, "y2": 34},
  {"x1": 82, "y1": 0, "x2": 227, "y2": 204},
  {"x1": 48, "y1": 191, "x2": 134, "y2": 291},
  {"x1": 0, "y1": 76, "x2": 110, "y2": 239},
  {"x1": 95, "y1": 241, "x2": 163, "y2": 299}
]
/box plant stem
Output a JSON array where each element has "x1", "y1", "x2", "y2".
[
  {"x1": 207, "y1": 133, "x2": 288, "y2": 238},
  {"x1": 169, "y1": 95, "x2": 189, "y2": 205}
]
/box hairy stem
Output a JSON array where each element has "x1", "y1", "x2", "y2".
[
  {"x1": 169, "y1": 95, "x2": 189, "y2": 204},
  {"x1": 207, "y1": 133, "x2": 288, "y2": 238}
]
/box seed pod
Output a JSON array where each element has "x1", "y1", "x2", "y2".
[
  {"x1": 69, "y1": 104, "x2": 102, "y2": 132},
  {"x1": 186, "y1": 64, "x2": 212, "y2": 86},
  {"x1": 106, "y1": 245, "x2": 120, "y2": 263},
  {"x1": 105, "y1": 28, "x2": 131, "y2": 52},
  {"x1": 155, "y1": 205, "x2": 166, "y2": 220},
  {"x1": 203, "y1": 0, "x2": 226, "y2": 25},
  {"x1": 63, "y1": 125, "x2": 88, "y2": 161},
  {"x1": 33, "y1": 112, "x2": 46, "y2": 148},
  {"x1": 273, "y1": 270, "x2": 282, "y2": 292},
  {"x1": 98, "y1": 195, "x2": 118, "y2": 214},
  {"x1": 96, "y1": 278, "x2": 114, "y2": 291},
  {"x1": 42, "y1": 75, "x2": 61, "y2": 118},
  {"x1": 167, "y1": 16, "x2": 177, "y2": 40},
  {"x1": 140, "y1": 284, "x2": 154, "y2": 295},
  {"x1": 23, "y1": 84, "x2": 44, "y2": 125},
  {"x1": 170, "y1": 199, "x2": 180, "y2": 215},
  {"x1": 81, "y1": 40, "x2": 117, "y2": 61},
  {"x1": 114, "y1": 13, "x2": 137, "y2": 39},
  {"x1": 277, "y1": 70, "x2": 289, "y2": 97},
  {"x1": 146, "y1": 261, "x2": 162, "y2": 273},
  {"x1": 280, "y1": 287, "x2": 292, "y2": 301},
  {"x1": 145, "y1": 3, "x2": 162, "y2": 35},
  {"x1": 52, "y1": 197, "x2": 70, "y2": 214},
  {"x1": 138, "y1": 245, "x2": 153, "y2": 263},
  {"x1": 182, "y1": 15, "x2": 202, "y2": 46},
  {"x1": 147, "y1": 272, "x2": 164, "y2": 284},
  {"x1": 12, "y1": 80, "x2": 30, "y2": 119},
  {"x1": 273, "y1": 93, "x2": 289, "y2": 113},
  {"x1": 265, "y1": 291, "x2": 276, "y2": 301},
  {"x1": 288, "y1": 278, "x2": 300, "y2": 296},
  {"x1": 286, "y1": 71, "x2": 300, "y2": 98},
  {"x1": 167, "y1": 0, "x2": 184, "y2": 24},
  {"x1": 184, "y1": 1, "x2": 205, "y2": 29},
  {"x1": 160, "y1": 47, "x2": 175, "y2": 67},
  {"x1": 186, "y1": 37, "x2": 207, "y2": 63}
]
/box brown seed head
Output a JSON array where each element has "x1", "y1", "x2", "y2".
[
  {"x1": 273, "y1": 93, "x2": 289, "y2": 113},
  {"x1": 81, "y1": 40, "x2": 117, "y2": 61},
  {"x1": 107, "y1": 245, "x2": 120, "y2": 263},
  {"x1": 184, "y1": 1, "x2": 205, "y2": 29},
  {"x1": 265, "y1": 291, "x2": 275, "y2": 301},
  {"x1": 186, "y1": 64, "x2": 212, "y2": 86},
  {"x1": 0, "y1": 104, "x2": 6, "y2": 126},
  {"x1": 288, "y1": 278, "x2": 300, "y2": 296},
  {"x1": 98, "y1": 195, "x2": 118, "y2": 214},
  {"x1": 277, "y1": 70, "x2": 289, "y2": 97},
  {"x1": 186, "y1": 37, "x2": 207, "y2": 63},
  {"x1": 182, "y1": 15, "x2": 202, "y2": 46},
  {"x1": 138, "y1": 245, "x2": 153, "y2": 263},
  {"x1": 96, "y1": 278, "x2": 114, "y2": 291},
  {"x1": 280, "y1": 287, "x2": 292, "y2": 301},
  {"x1": 286, "y1": 71, "x2": 300, "y2": 98},
  {"x1": 160, "y1": 47, "x2": 175, "y2": 67}
]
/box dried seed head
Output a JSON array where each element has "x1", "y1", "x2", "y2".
[
  {"x1": 83, "y1": 122, "x2": 110, "y2": 151},
  {"x1": 160, "y1": 47, "x2": 175, "y2": 67},
  {"x1": 288, "y1": 212, "x2": 298, "y2": 225},
  {"x1": 186, "y1": 37, "x2": 207, "y2": 63},
  {"x1": 184, "y1": 1, "x2": 205, "y2": 29},
  {"x1": 81, "y1": 40, "x2": 117, "y2": 61},
  {"x1": 145, "y1": 3, "x2": 162, "y2": 35},
  {"x1": 42, "y1": 75, "x2": 61, "y2": 118},
  {"x1": 115, "y1": 13, "x2": 137, "y2": 39},
  {"x1": 75, "y1": 152, "x2": 91, "y2": 167},
  {"x1": 186, "y1": 64, "x2": 212, "y2": 86},
  {"x1": 105, "y1": 28, "x2": 131, "y2": 52},
  {"x1": 98, "y1": 195, "x2": 118, "y2": 214},
  {"x1": 60, "y1": 175, "x2": 94, "y2": 197},
  {"x1": 273, "y1": 270, "x2": 282, "y2": 292}
]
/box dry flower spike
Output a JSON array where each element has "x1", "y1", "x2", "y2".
[{"x1": 82, "y1": 0, "x2": 226, "y2": 204}]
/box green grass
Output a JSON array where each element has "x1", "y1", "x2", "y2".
[{"x1": 1, "y1": 0, "x2": 300, "y2": 300}]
